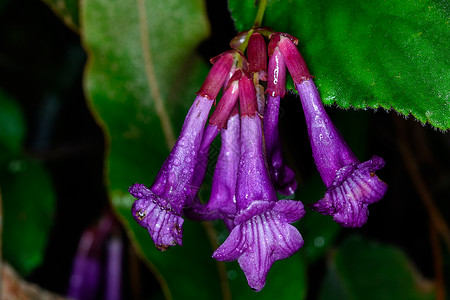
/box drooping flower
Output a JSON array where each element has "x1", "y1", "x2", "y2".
[
  {"x1": 187, "y1": 52, "x2": 247, "y2": 208},
  {"x1": 189, "y1": 103, "x2": 240, "y2": 230},
  {"x1": 263, "y1": 35, "x2": 298, "y2": 195},
  {"x1": 186, "y1": 72, "x2": 242, "y2": 225},
  {"x1": 129, "y1": 52, "x2": 234, "y2": 250},
  {"x1": 278, "y1": 35, "x2": 388, "y2": 227},
  {"x1": 212, "y1": 71, "x2": 305, "y2": 291}
]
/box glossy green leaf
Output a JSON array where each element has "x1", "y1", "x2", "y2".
[
  {"x1": 80, "y1": 0, "x2": 228, "y2": 298},
  {"x1": 319, "y1": 236, "x2": 435, "y2": 300},
  {"x1": 1, "y1": 160, "x2": 55, "y2": 276},
  {"x1": 41, "y1": 0, "x2": 79, "y2": 32},
  {"x1": 229, "y1": 0, "x2": 450, "y2": 130}
]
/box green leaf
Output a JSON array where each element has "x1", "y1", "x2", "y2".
[
  {"x1": 41, "y1": 0, "x2": 79, "y2": 32},
  {"x1": 80, "y1": 0, "x2": 226, "y2": 298},
  {"x1": 229, "y1": 0, "x2": 450, "y2": 130},
  {"x1": 0, "y1": 89, "x2": 26, "y2": 160},
  {"x1": 319, "y1": 236, "x2": 435, "y2": 300},
  {"x1": 0, "y1": 90, "x2": 54, "y2": 276},
  {"x1": 1, "y1": 160, "x2": 56, "y2": 276}
]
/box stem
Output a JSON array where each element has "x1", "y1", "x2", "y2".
[
  {"x1": 253, "y1": 0, "x2": 267, "y2": 27},
  {"x1": 237, "y1": 28, "x2": 254, "y2": 52},
  {"x1": 430, "y1": 221, "x2": 445, "y2": 300},
  {"x1": 237, "y1": 0, "x2": 268, "y2": 52}
]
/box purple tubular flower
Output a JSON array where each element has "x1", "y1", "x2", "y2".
[
  {"x1": 192, "y1": 104, "x2": 240, "y2": 229},
  {"x1": 130, "y1": 53, "x2": 233, "y2": 250},
  {"x1": 263, "y1": 40, "x2": 297, "y2": 195},
  {"x1": 187, "y1": 124, "x2": 219, "y2": 207},
  {"x1": 212, "y1": 72, "x2": 305, "y2": 291},
  {"x1": 278, "y1": 36, "x2": 388, "y2": 227},
  {"x1": 186, "y1": 76, "x2": 240, "y2": 222},
  {"x1": 188, "y1": 65, "x2": 244, "y2": 207}
]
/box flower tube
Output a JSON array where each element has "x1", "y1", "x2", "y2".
[
  {"x1": 129, "y1": 53, "x2": 234, "y2": 250},
  {"x1": 212, "y1": 71, "x2": 305, "y2": 291},
  {"x1": 278, "y1": 35, "x2": 388, "y2": 227}
]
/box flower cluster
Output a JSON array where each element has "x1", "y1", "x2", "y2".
[{"x1": 129, "y1": 29, "x2": 387, "y2": 291}]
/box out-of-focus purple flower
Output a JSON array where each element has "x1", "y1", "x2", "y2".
[
  {"x1": 67, "y1": 229, "x2": 101, "y2": 300},
  {"x1": 67, "y1": 215, "x2": 115, "y2": 300},
  {"x1": 263, "y1": 35, "x2": 297, "y2": 195},
  {"x1": 212, "y1": 71, "x2": 305, "y2": 291},
  {"x1": 278, "y1": 36, "x2": 388, "y2": 227},
  {"x1": 129, "y1": 53, "x2": 234, "y2": 250},
  {"x1": 105, "y1": 234, "x2": 123, "y2": 300}
]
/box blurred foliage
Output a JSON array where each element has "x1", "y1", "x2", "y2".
[
  {"x1": 319, "y1": 236, "x2": 435, "y2": 300},
  {"x1": 0, "y1": 90, "x2": 55, "y2": 276}
]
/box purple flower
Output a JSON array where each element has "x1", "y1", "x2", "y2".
[
  {"x1": 263, "y1": 36, "x2": 298, "y2": 195},
  {"x1": 129, "y1": 53, "x2": 234, "y2": 250},
  {"x1": 278, "y1": 36, "x2": 388, "y2": 227},
  {"x1": 187, "y1": 58, "x2": 246, "y2": 210},
  {"x1": 212, "y1": 72, "x2": 305, "y2": 291},
  {"x1": 190, "y1": 105, "x2": 240, "y2": 230},
  {"x1": 186, "y1": 73, "x2": 241, "y2": 226}
]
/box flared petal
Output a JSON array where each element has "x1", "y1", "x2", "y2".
[
  {"x1": 130, "y1": 184, "x2": 184, "y2": 250},
  {"x1": 214, "y1": 208, "x2": 304, "y2": 291},
  {"x1": 311, "y1": 156, "x2": 388, "y2": 227},
  {"x1": 212, "y1": 225, "x2": 245, "y2": 261}
]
